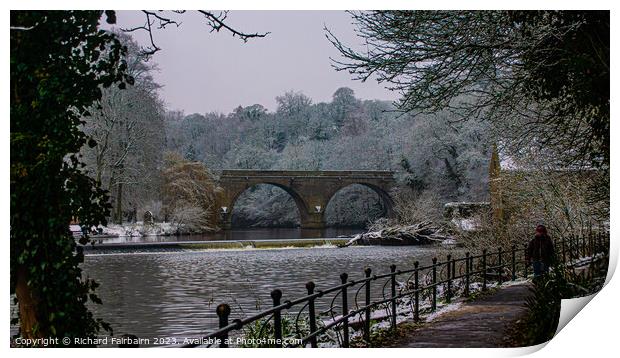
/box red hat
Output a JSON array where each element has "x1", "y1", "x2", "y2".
[{"x1": 535, "y1": 224, "x2": 547, "y2": 236}]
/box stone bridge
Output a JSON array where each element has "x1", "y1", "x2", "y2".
[{"x1": 217, "y1": 170, "x2": 396, "y2": 229}]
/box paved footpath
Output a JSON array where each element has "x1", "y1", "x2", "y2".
[{"x1": 394, "y1": 282, "x2": 534, "y2": 348}]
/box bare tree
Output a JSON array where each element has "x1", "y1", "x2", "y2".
[
  {"x1": 162, "y1": 152, "x2": 219, "y2": 231},
  {"x1": 326, "y1": 11, "x2": 609, "y2": 171},
  {"x1": 82, "y1": 32, "x2": 165, "y2": 223}
]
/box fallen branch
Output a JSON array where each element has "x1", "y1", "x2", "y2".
[{"x1": 340, "y1": 221, "x2": 453, "y2": 247}]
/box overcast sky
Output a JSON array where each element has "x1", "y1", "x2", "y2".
[{"x1": 111, "y1": 11, "x2": 400, "y2": 114}]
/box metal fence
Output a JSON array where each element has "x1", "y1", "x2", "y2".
[{"x1": 172, "y1": 234, "x2": 609, "y2": 348}]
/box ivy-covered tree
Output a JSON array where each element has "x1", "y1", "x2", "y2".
[
  {"x1": 11, "y1": 11, "x2": 132, "y2": 343},
  {"x1": 11, "y1": 10, "x2": 267, "y2": 343}
]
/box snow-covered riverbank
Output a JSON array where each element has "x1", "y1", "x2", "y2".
[{"x1": 71, "y1": 221, "x2": 213, "y2": 238}]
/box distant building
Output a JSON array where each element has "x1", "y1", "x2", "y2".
[{"x1": 488, "y1": 144, "x2": 607, "y2": 238}]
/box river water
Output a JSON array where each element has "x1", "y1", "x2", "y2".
[{"x1": 80, "y1": 228, "x2": 444, "y2": 344}]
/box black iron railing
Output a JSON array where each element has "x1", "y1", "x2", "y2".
[{"x1": 172, "y1": 234, "x2": 609, "y2": 348}]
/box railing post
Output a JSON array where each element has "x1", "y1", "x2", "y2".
[
  {"x1": 340, "y1": 273, "x2": 349, "y2": 348},
  {"x1": 498, "y1": 247, "x2": 503, "y2": 285},
  {"x1": 216, "y1": 303, "x2": 231, "y2": 348},
  {"x1": 574, "y1": 236, "x2": 578, "y2": 259},
  {"x1": 511, "y1": 245, "x2": 516, "y2": 281},
  {"x1": 446, "y1": 254, "x2": 452, "y2": 303},
  {"x1": 271, "y1": 289, "x2": 283, "y2": 348},
  {"x1": 594, "y1": 233, "x2": 598, "y2": 254},
  {"x1": 594, "y1": 234, "x2": 598, "y2": 255},
  {"x1": 413, "y1": 261, "x2": 420, "y2": 321},
  {"x1": 390, "y1": 264, "x2": 397, "y2": 331},
  {"x1": 431, "y1": 257, "x2": 437, "y2": 311},
  {"x1": 482, "y1": 249, "x2": 487, "y2": 291},
  {"x1": 364, "y1": 267, "x2": 372, "y2": 343},
  {"x1": 575, "y1": 236, "x2": 579, "y2": 257},
  {"x1": 562, "y1": 239, "x2": 567, "y2": 265},
  {"x1": 464, "y1": 252, "x2": 470, "y2": 297},
  {"x1": 452, "y1": 258, "x2": 456, "y2": 279},
  {"x1": 592, "y1": 234, "x2": 596, "y2": 256},
  {"x1": 305, "y1": 281, "x2": 318, "y2": 348},
  {"x1": 524, "y1": 244, "x2": 529, "y2": 277},
  {"x1": 470, "y1": 255, "x2": 474, "y2": 279},
  {"x1": 582, "y1": 236, "x2": 587, "y2": 257}
]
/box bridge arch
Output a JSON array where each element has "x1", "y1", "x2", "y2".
[
  {"x1": 217, "y1": 170, "x2": 396, "y2": 230},
  {"x1": 222, "y1": 182, "x2": 311, "y2": 229},
  {"x1": 324, "y1": 182, "x2": 395, "y2": 226}
]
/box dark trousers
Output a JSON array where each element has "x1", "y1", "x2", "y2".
[{"x1": 532, "y1": 261, "x2": 549, "y2": 277}]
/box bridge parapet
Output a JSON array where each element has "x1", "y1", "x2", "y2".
[{"x1": 220, "y1": 170, "x2": 395, "y2": 180}]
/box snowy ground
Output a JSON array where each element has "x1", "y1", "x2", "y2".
[{"x1": 71, "y1": 222, "x2": 184, "y2": 238}]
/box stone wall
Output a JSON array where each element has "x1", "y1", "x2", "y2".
[{"x1": 487, "y1": 145, "x2": 606, "y2": 240}]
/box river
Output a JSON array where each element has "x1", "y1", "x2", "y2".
[{"x1": 79, "y1": 229, "x2": 444, "y2": 344}]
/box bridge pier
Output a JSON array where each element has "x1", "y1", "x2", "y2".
[
  {"x1": 219, "y1": 211, "x2": 232, "y2": 230},
  {"x1": 301, "y1": 212, "x2": 326, "y2": 230}
]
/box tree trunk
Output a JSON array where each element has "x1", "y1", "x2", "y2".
[
  {"x1": 15, "y1": 266, "x2": 42, "y2": 339},
  {"x1": 115, "y1": 182, "x2": 123, "y2": 224},
  {"x1": 95, "y1": 160, "x2": 103, "y2": 186}
]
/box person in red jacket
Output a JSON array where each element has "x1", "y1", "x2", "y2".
[{"x1": 527, "y1": 224, "x2": 555, "y2": 277}]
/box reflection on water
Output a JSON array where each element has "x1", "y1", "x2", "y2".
[
  {"x1": 82, "y1": 244, "x2": 441, "y2": 344},
  {"x1": 94, "y1": 228, "x2": 364, "y2": 244}
]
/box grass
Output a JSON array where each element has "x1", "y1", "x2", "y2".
[
  {"x1": 505, "y1": 257, "x2": 609, "y2": 347},
  {"x1": 349, "y1": 321, "x2": 424, "y2": 348}
]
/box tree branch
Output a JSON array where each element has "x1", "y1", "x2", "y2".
[{"x1": 121, "y1": 10, "x2": 269, "y2": 56}]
